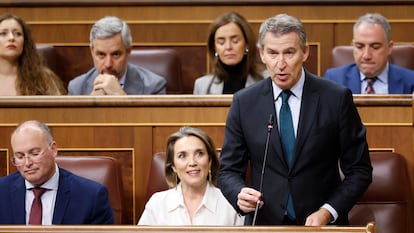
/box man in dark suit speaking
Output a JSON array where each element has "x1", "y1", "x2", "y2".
[
  {"x1": 0, "y1": 120, "x2": 114, "y2": 224},
  {"x1": 217, "y1": 14, "x2": 372, "y2": 226}
]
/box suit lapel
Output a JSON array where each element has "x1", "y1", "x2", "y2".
[
  {"x1": 388, "y1": 65, "x2": 404, "y2": 93},
  {"x1": 52, "y1": 169, "x2": 70, "y2": 224},
  {"x1": 261, "y1": 78, "x2": 290, "y2": 170},
  {"x1": 346, "y1": 66, "x2": 362, "y2": 93},
  {"x1": 123, "y1": 64, "x2": 144, "y2": 94},
  {"x1": 292, "y1": 73, "x2": 320, "y2": 170},
  {"x1": 84, "y1": 69, "x2": 100, "y2": 94},
  {"x1": 11, "y1": 176, "x2": 26, "y2": 224}
]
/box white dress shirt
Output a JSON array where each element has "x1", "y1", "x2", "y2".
[
  {"x1": 272, "y1": 68, "x2": 338, "y2": 222},
  {"x1": 138, "y1": 183, "x2": 244, "y2": 225},
  {"x1": 359, "y1": 63, "x2": 389, "y2": 94},
  {"x1": 25, "y1": 164, "x2": 59, "y2": 225}
]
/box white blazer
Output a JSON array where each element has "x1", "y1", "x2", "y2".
[{"x1": 193, "y1": 74, "x2": 262, "y2": 94}]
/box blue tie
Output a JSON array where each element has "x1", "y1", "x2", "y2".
[{"x1": 279, "y1": 90, "x2": 296, "y2": 220}]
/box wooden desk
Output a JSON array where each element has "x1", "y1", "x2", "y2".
[
  {"x1": 0, "y1": 95, "x2": 412, "y2": 225},
  {"x1": 0, "y1": 223, "x2": 376, "y2": 233}
]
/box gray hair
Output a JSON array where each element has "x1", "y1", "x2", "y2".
[
  {"x1": 89, "y1": 16, "x2": 132, "y2": 49},
  {"x1": 353, "y1": 13, "x2": 392, "y2": 42},
  {"x1": 258, "y1": 13, "x2": 307, "y2": 52}
]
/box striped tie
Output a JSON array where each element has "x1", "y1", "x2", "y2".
[{"x1": 365, "y1": 77, "x2": 377, "y2": 94}]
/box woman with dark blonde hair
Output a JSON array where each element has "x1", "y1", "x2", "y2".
[
  {"x1": 193, "y1": 11, "x2": 265, "y2": 94},
  {"x1": 138, "y1": 126, "x2": 243, "y2": 225},
  {"x1": 0, "y1": 13, "x2": 66, "y2": 95}
]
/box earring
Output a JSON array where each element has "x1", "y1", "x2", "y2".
[
  {"x1": 244, "y1": 48, "x2": 249, "y2": 55},
  {"x1": 214, "y1": 52, "x2": 218, "y2": 57},
  {"x1": 208, "y1": 169, "x2": 212, "y2": 184}
]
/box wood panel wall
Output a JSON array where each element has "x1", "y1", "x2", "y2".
[
  {"x1": 1, "y1": 2, "x2": 414, "y2": 92},
  {"x1": 0, "y1": 95, "x2": 412, "y2": 226},
  {"x1": 0, "y1": 1, "x2": 413, "y2": 227}
]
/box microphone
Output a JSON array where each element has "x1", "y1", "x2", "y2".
[{"x1": 252, "y1": 114, "x2": 274, "y2": 226}]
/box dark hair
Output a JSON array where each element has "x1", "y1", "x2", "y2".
[
  {"x1": 207, "y1": 11, "x2": 264, "y2": 83},
  {"x1": 0, "y1": 13, "x2": 65, "y2": 95},
  {"x1": 165, "y1": 127, "x2": 220, "y2": 188}
]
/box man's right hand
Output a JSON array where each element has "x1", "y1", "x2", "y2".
[
  {"x1": 237, "y1": 187, "x2": 263, "y2": 213},
  {"x1": 90, "y1": 74, "x2": 126, "y2": 95}
]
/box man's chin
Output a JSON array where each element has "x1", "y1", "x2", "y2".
[
  {"x1": 24, "y1": 175, "x2": 40, "y2": 183},
  {"x1": 360, "y1": 67, "x2": 377, "y2": 75}
]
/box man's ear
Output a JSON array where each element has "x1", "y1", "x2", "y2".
[
  {"x1": 259, "y1": 48, "x2": 266, "y2": 64},
  {"x1": 387, "y1": 40, "x2": 394, "y2": 56},
  {"x1": 51, "y1": 141, "x2": 58, "y2": 158},
  {"x1": 126, "y1": 47, "x2": 132, "y2": 57},
  {"x1": 302, "y1": 44, "x2": 310, "y2": 62}
]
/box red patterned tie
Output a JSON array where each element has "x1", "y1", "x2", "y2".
[
  {"x1": 29, "y1": 187, "x2": 47, "y2": 225},
  {"x1": 365, "y1": 77, "x2": 377, "y2": 94}
]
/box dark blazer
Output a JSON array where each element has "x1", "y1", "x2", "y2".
[
  {"x1": 68, "y1": 63, "x2": 167, "y2": 95},
  {"x1": 0, "y1": 168, "x2": 114, "y2": 224},
  {"x1": 217, "y1": 72, "x2": 372, "y2": 225},
  {"x1": 324, "y1": 63, "x2": 414, "y2": 94}
]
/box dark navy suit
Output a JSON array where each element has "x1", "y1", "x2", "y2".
[
  {"x1": 324, "y1": 63, "x2": 414, "y2": 94},
  {"x1": 0, "y1": 168, "x2": 114, "y2": 224},
  {"x1": 218, "y1": 72, "x2": 372, "y2": 225}
]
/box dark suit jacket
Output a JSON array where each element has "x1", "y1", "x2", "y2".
[
  {"x1": 68, "y1": 63, "x2": 167, "y2": 95},
  {"x1": 217, "y1": 72, "x2": 372, "y2": 225},
  {"x1": 0, "y1": 168, "x2": 114, "y2": 224},
  {"x1": 324, "y1": 63, "x2": 414, "y2": 94}
]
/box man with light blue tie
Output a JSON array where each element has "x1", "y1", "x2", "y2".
[
  {"x1": 218, "y1": 13, "x2": 372, "y2": 226},
  {"x1": 324, "y1": 13, "x2": 414, "y2": 94}
]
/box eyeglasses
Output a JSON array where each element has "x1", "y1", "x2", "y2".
[{"x1": 11, "y1": 143, "x2": 51, "y2": 166}]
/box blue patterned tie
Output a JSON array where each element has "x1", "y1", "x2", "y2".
[{"x1": 279, "y1": 90, "x2": 296, "y2": 220}]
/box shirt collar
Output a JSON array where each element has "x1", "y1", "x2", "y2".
[
  {"x1": 166, "y1": 183, "x2": 218, "y2": 214},
  {"x1": 200, "y1": 183, "x2": 218, "y2": 214},
  {"x1": 272, "y1": 67, "x2": 305, "y2": 101}
]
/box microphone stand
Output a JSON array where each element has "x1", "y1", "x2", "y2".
[{"x1": 252, "y1": 114, "x2": 274, "y2": 226}]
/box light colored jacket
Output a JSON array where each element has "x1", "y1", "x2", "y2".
[
  {"x1": 68, "y1": 63, "x2": 166, "y2": 95},
  {"x1": 193, "y1": 74, "x2": 259, "y2": 94}
]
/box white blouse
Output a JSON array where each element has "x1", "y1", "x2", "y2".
[{"x1": 138, "y1": 183, "x2": 244, "y2": 225}]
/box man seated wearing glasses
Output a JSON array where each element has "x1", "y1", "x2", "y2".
[{"x1": 0, "y1": 120, "x2": 114, "y2": 225}]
